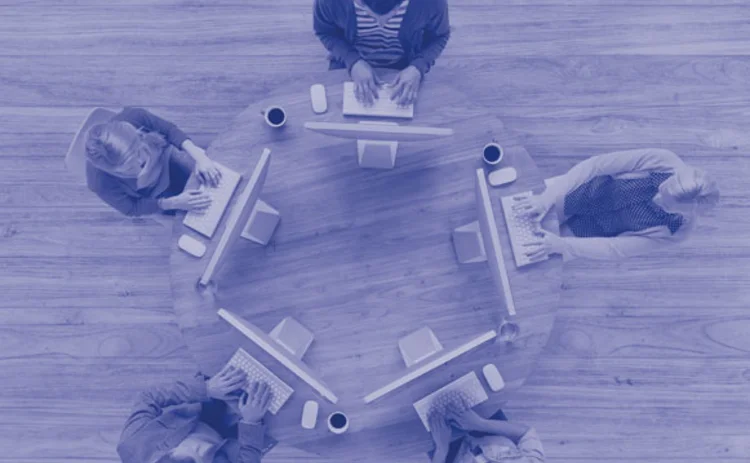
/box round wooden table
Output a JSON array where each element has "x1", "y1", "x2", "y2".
[{"x1": 169, "y1": 68, "x2": 562, "y2": 461}]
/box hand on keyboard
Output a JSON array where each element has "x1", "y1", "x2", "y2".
[
  {"x1": 428, "y1": 390, "x2": 469, "y2": 421},
  {"x1": 428, "y1": 413, "x2": 453, "y2": 449},
  {"x1": 224, "y1": 348, "x2": 294, "y2": 415},
  {"x1": 511, "y1": 194, "x2": 551, "y2": 223},
  {"x1": 389, "y1": 65, "x2": 422, "y2": 107},
  {"x1": 239, "y1": 381, "x2": 273, "y2": 424},
  {"x1": 378, "y1": 84, "x2": 411, "y2": 109},
  {"x1": 444, "y1": 390, "x2": 470, "y2": 408},
  {"x1": 522, "y1": 229, "x2": 564, "y2": 260},
  {"x1": 169, "y1": 188, "x2": 212, "y2": 212},
  {"x1": 206, "y1": 365, "x2": 248, "y2": 400},
  {"x1": 351, "y1": 60, "x2": 381, "y2": 106},
  {"x1": 446, "y1": 401, "x2": 487, "y2": 432},
  {"x1": 193, "y1": 154, "x2": 223, "y2": 187}
]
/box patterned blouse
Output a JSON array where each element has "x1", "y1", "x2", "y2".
[
  {"x1": 353, "y1": 0, "x2": 410, "y2": 67},
  {"x1": 564, "y1": 172, "x2": 685, "y2": 238}
]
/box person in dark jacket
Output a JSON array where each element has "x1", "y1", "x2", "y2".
[
  {"x1": 85, "y1": 107, "x2": 222, "y2": 217},
  {"x1": 117, "y1": 366, "x2": 276, "y2": 463},
  {"x1": 313, "y1": 0, "x2": 451, "y2": 106}
]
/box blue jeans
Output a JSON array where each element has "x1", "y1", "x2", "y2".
[{"x1": 428, "y1": 409, "x2": 509, "y2": 463}]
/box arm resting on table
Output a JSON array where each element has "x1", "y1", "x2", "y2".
[
  {"x1": 541, "y1": 148, "x2": 685, "y2": 208},
  {"x1": 559, "y1": 231, "x2": 674, "y2": 261}
]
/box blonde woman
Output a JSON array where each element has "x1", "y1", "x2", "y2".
[
  {"x1": 514, "y1": 148, "x2": 720, "y2": 261},
  {"x1": 428, "y1": 406, "x2": 545, "y2": 463},
  {"x1": 85, "y1": 107, "x2": 222, "y2": 217}
]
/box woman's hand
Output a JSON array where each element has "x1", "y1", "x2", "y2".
[
  {"x1": 193, "y1": 153, "x2": 222, "y2": 187},
  {"x1": 166, "y1": 188, "x2": 212, "y2": 212},
  {"x1": 239, "y1": 382, "x2": 273, "y2": 424},
  {"x1": 351, "y1": 60, "x2": 380, "y2": 106},
  {"x1": 390, "y1": 65, "x2": 422, "y2": 106},
  {"x1": 206, "y1": 365, "x2": 247, "y2": 400},
  {"x1": 511, "y1": 194, "x2": 552, "y2": 223},
  {"x1": 429, "y1": 413, "x2": 453, "y2": 453},
  {"x1": 181, "y1": 140, "x2": 222, "y2": 187},
  {"x1": 446, "y1": 402, "x2": 488, "y2": 433},
  {"x1": 523, "y1": 229, "x2": 565, "y2": 260}
]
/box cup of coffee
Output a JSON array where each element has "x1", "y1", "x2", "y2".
[
  {"x1": 261, "y1": 106, "x2": 287, "y2": 128},
  {"x1": 327, "y1": 411, "x2": 349, "y2": 434},
  {"x1": 482, "y1": 142, "x2": 504, "y2": 166}
]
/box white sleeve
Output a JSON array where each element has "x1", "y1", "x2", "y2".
[
  {"x1": 517, "y1": 428, "x2": 545, "y2": 462},
  {"x1": 559, "y1": 233, "x2": 674, "y2": 261},
  {"x1": 542, "y1": 148, "x2": 685, "y2": 208}
]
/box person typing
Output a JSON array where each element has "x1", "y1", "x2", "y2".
[
  {"x1": 313, "y1": 0, "x2": 451, "y2": 106},
  {"x1": 428, "y1": 401, "x2": 545, "y2": 463},
  {"x1": 85, "y1": 107, "x2": 221, "y2": 217},
  {"x1": 117, "y1": 366, "x2": 276, "y2": 463},
  {"x1": 512, "y1": 148, "x2": 720, "y2": 261}
]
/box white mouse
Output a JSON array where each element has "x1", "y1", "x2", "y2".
[
  {"x1": 310, "y1": 84, "x2": 328, "y2": 114},
  {"x1": 488, "y1": 167, "x2": 518, "y2": 187},
  {"x1": 482, "y1": 364, "x2": 505, "y2": 392},
  {"x1": 301, "y1": 400, "x2": 319, "y2": 429},
  {"x1": 178, "y1": 234, "x2": 206, "y2": 258}
]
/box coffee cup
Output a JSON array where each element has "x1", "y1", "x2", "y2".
[
  {"x1": 327, "y1": 411, "x2": 349, "y2": 434},
  {"x1": 482, "y1": 142, "x2": 504, "y2": 166},
  {"x1": 261, "y1": 106, "x2": 287, "y2": 128}
]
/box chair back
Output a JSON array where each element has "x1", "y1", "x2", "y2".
[{"x1": 65, "y1": 107, "x2": 117, "y2": 182}]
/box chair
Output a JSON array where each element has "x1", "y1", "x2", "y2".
[
  {"x1": 65, "y1": 107, "x2": 117, "y2": 182},
  {"x1": 65, "y1": 107, "x2": 173, "y2": 228}
]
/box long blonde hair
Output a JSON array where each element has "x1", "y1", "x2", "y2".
[{"x1": 85, "y1": 120, "x2": 168, "y2": 177}]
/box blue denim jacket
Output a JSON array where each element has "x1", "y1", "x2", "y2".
[{"x1": 116, "y1": 374, "x2": 272, "y2": 463}]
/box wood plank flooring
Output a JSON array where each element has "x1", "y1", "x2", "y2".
[{"x1": 0, "y1": 1, "x2": 748, "y2": 461}]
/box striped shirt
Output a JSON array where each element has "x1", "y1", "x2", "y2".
[{"x1": 353, "y1": 0, "x2": 410, "y2": 67}]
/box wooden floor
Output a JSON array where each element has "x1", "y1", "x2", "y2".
[{"x1": 1, "y1": 1, "x2": 749, "y2": 461}]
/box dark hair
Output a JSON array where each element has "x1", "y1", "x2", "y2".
[{"x1": 363, "y1": 0, "x2": 402, "y2": 15}]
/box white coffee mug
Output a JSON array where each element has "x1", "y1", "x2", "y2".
[
  {"x1": 482, "y1": 142, "x2": 504, "y2": 166},
  {"x1": 327, "y1": 411, "x2": 349, "y2": 434},
  {"x1": 261, "y1": 106, "x2": 287, "y2": 128}
]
